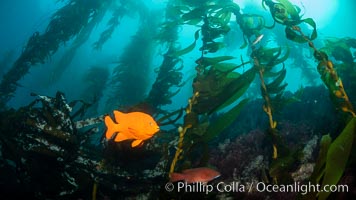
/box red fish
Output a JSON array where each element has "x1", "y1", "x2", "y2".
[
  {"x1": 170, "y1": 167, "x2": 220, "y2": 184},
  {"x1": 104, "y1": 110, "x2": 160, "y2": 147}
]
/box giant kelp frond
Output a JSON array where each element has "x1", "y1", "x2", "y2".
[
  {"x1": 319, "y1": 38, "x2": 356, "y2": 108},
  {"x1": 146, "y1": 46, "x2": 183, "y2": 109},
  {"x1": 144, "y1": 0, "x2": 185, "y2": 111},
  {"x1": 193, "y1": 65, "x2": 255, "y2": 114},
  {"x1": 167, "y1": 0, "x2": 239, "y2": 57},
  {"x1": 263, "y1": 0, "x2": 316, "y2": 43},
  {"x1": 0, "y1": 50, "x2": 15, "y2": 79},
  {"x1": 252, "y1": 47, "x2": 290, "y2": 110},
  {"x1": 303, "y1": 118, "x2": 356, "y2": 200},
  {"x1": 93, "y1": 5, "x2": 128, "y2": 50},
  {"x1": 105, "y1": 10, "x2": 158, "y2": 111},
  {"x1": 234, "y1": 13, "x2": 269, "y2": 48},
  {"x1": 261, "y1": 0, "x2": 356, "y2": 189},
  {"x1": 48, "y1": 5, "x2": 108, "y2": 85},
  {"x1": 80, "y1": 66, "x2": 109, "y2": 116},
  {"x1": 251, "y1": 45, "x2": 291, "y2": 183},
  {"x1": 0, "y1": 0, "x2": 103, "y2": 109},
  {"x1": 321, "y1": 38, "x2": 356, "y2": 65}
]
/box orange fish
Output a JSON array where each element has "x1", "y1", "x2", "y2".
[
  {"x1": 104, "y1": 110, "x2": 160, "y2": 147},
  {"x1": 170, "y1": 167, "x2": 220, "y2": 184}
]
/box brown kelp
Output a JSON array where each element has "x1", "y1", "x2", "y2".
[
  {"x1": 104, "y1": 8, "x2": 158, "y2": 111},
  {"x1": 0, "y1": 50, "x2": 15, "y2": 79},
  {"x1": 145, "y1": 1, "x2": 184, "y2": 110},
  {"x1": 320, "y1": 38, "x2": 356, "y2": 104},
  {"x1": 251, "y1": 46, "x2": 290, "y2": 165},
  {"x1": 0, "y1": 0, "x2": 106, "y2": 109},
  {"x1": 263, "y1": 0, "x2": 356, "y2": 198},
  {"x1": 93, "y1": 4, "x2": 127, "y2": 50},
  {"x1": 79, "y1": 66, "x2": 109, "y2": 117},
  {"x1": 166, "y1": 0, "x2": 256, "y2": 174},
  {"x1": 47, "y1": 5, "x2": 108, "y2": 85}
]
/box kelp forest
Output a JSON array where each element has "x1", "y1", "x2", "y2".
[{"x1": 0, "y1": 0, "x2": 356, "y2": 199}]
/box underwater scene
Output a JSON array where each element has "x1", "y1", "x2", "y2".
[{"x1": 1, "y1": 0, "x2": 356, "y2": 199}]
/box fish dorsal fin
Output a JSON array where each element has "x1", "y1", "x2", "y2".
[
  {"x1": 113, "y1": 110, "x2": 126, "y2": 123},
  {"x1": 182, "y1": 168, "x2": 197, "y2": 174},
  {"x1": 131, "y1": 139, "x2": 143, "y2": 147},
  {"x1": 114, "y1": 133, "x2": 130, "y2": 142}
]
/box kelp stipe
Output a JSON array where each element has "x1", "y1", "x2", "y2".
[{"x1": 263, "y1": 0, "x2": 355, "y2": 198}]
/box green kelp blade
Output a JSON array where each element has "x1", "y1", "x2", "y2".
[
  {"x1": 213, "y1": 63, "x2": 240, "y2": 73},
  {"x1": 203, "y1": 98, "x2": 249, "y2": 142},
  {"x1": 267, "y1": 83, "x2": 287, "y2": 94},
  {"x1": 285, "y1": 18, "x2": 317, "y2": 43},
  {"x1": 302, "y1": 18, "x2": 317, "y2": 40},
  {"x1": 257, "y1": 47, "x2": 281, "y2": 63},
  {"x1": 311, "y1": 134, "x2": 332, "y2": 183},
  {"x1": 214, "y1": 9, "x2": 232, "y2": 25},
  {"x1": 182, "y1": 7, "x2": 205, "y2": 22},
  {"x1": 202, "y1": 42, "x2": 225, "y2": 53},
  {"x1": 169, "y1": 30, "x2": 200, "y2": 57},
  {"x1": 214, "y1": 68, "x2": 256, "y2": 112},
  {"x1": 271, "y1": 46, "x2": 290, "y2": 65},
  {"x1": 210, "y1": 68, "x2": 256, "y2": 113},
  {"x1": 278, "y1": 0, "x2": 300, "y2": 21},
  {"x1": 318, "y1": 117, "x2": 356, "y2": 200},
  {"x1": 197, "y1": 56, "x2": 235, "y2": 67},
  {"x1": 266, "y1": 67, "x2": 287, "y2": 91},
  {"x1": 285, "y1": 26, "x2": 306, "y2": 43}
]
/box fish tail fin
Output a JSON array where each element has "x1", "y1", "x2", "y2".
[
  {"x1": 169, "y1": 173, "x2": 185, "y2": 182},
  {"x1": 104, "y1": 115, "x2": 119, "y2": 140}
]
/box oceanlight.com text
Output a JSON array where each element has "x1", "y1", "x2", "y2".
[
  {"x1": 256, "y1": 182, "x2": 348, "y2": 195},
  {"x1": 165, "y1": 181, "x2": 348, "y2": 195}
]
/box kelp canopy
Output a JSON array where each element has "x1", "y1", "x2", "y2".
[{"x1": 0, "y1": 0, "x2": 356, "y2": 199}]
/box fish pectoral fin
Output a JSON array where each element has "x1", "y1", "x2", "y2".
[
  {"x1": 131, "y1": 140, "x2": 143, "y2": 147},
  {"x1": 128, "y1": 127, "x2": 138, "y2": 135},
  {"x1": 114, "y1": 133, "x2": 130, "y2": 142}
]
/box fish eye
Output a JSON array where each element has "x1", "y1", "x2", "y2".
[{"x1": 149, "y1": 122, "x2": 153, "y2": 126}]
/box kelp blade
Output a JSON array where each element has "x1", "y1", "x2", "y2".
[
  {"x1": 319, "y1": 117, "x2": 356, "y2": 200},
  {"x1": 203, "y1": 98, "x2": 249, "y2": 142}
]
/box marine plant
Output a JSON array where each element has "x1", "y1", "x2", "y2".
[
  {"x1": 320, "y1": 38, "x2": 356, "y2": 105},
  {"x1": 263, "y1": 0, "x2": 356, "y2": 198},
  {"x1": 104, "y1": 8, "x2": 157, "y2": 111},
  {"x1": 166, "y1": 0, "x2": 257, "y2": 174},
  {"x1": 47, "y1": 5, "x2": 107, "y2": 85},
  {"x1": 250, "y1": 45, "x2": 290, "y2": 167},
  {"x1": 145, "y1": 1, "x2": 184, "y2": 110},
  {"x1": 0, "y1": 50, "x2": 15, "y2": 79},
  {"x1": 80, "y1": 66, "x2": 109, "y2": 117},
  {"x1": 0, "y1": 0, "x2": 107, "y2": 109}
]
